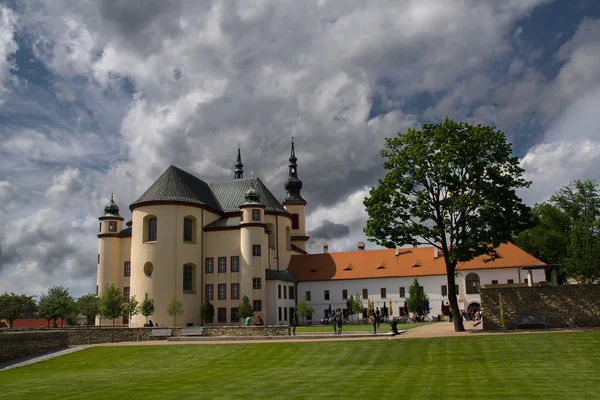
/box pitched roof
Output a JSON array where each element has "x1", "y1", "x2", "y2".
[
  {"x1": 265, "y1": 269, "x2": 297, "y2": 282},
  {"x1": 208, "y1": 177, "x2": 287, "y2": 213},
  {"x1": 205, "y1": 216, "x2": 241, "y2": 229},
  {"x1": 287, "y1": 242, "x2": 546, "y2": 282},
  {"x1": 131, "y1": 166, "x2": 222, "y2": 211}
]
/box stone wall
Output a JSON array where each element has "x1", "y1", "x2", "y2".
[
  {"x1": 481, "y1": 284, "x2": 600, "y2": 330},
  {"x1": 0, "y1": 330, "x2": 69, "y2": 362}
]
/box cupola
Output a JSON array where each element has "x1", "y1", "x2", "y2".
[{"x1": 103, "y1": 194, "x2": 121, "y2": 217}]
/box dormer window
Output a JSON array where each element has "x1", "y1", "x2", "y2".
[{"x1": 252, "y1": 209, "x2": 260, "y2": 221}]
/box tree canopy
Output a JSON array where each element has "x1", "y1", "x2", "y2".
[
  {"x1": 406, "y1": 278, "x2": 429, "y2": 315},
  {"x1": 38, "y1": 285, "x2": 75, "y2": 327},
  {"x1": 167, "y1": 297, "x2": 184, "y2": 326},
  {"x1": 140, "y1": 293, "x2": 155, "y2": 325},
  {"x1": 516, "y1": 179, "x2": 600, "y2": 283},
  {"x1": 295, "y1": 296, "x2": 315, "y2": 322},
  {"x1": 98, "y1": 283, "x2": 124, "y2": 326},
  {"x1": 236, "y1": 295, "x2": 253, "y2": 320},
  {"x1": 199, "y1": 299, "x2": 215, "y2": 325},
  {"x1": 76, "y1": 293, "x2": 99, "y2": 326},
  {"x1": 364, "y1": 118, "x2": 530, "y2": 331},
  {"x1": 125, "y1": 295, "x2": 140, "y2": 326},
  {"x1": 0, "y1": 292, "x2": 38, "y2": 328}
]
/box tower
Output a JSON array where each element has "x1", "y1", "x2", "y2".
[
  {"x1": 235, "y1": 146, "x2": 244, "y2": 179},
  {"x1": 97, "y1": 194, "x2": 123, "y2": 321},
  {"x1": 283, "y1": 139, "x2": 309, "y2": 251}
]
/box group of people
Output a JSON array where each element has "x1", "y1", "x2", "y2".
[
  {"x1": 244, "y1": 315, "x2": 264, "y2": 326},
  {"x1": 329, "y1": 308, "x2": 344, "y2": 335}
]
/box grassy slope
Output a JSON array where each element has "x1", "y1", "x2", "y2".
[{"x1": 1, "y1": 332, "x2": 599, "y2": 400}]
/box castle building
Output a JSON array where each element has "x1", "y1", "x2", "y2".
[{"x1": 97, "y1": 142, "x2": 546, "y2": 327}]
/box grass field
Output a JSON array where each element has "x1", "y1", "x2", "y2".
[
  {"x1": 295, "y1": 321, "x2": 430, "y2": 333},
  {"x1": 1, "y1": 332, "x2": 599, "y2": 399}
]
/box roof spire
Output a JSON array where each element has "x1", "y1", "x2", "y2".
[
  {"x1": 283, "y1": 138, "x2": 305, "y2": 204},
  {"x1": 235, "y1": 144, "x2": 244, "y2": 179}
]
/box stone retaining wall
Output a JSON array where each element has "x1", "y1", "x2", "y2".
[
  {"x1": 481, "y1": 284, "x2": 600, "y2": 330},
  {"x1": 0, "y1": 330, "x2": 69, "y2": 362},
  {"x1": 1, "y1": 325, "x2": 289, "y2": 346}
]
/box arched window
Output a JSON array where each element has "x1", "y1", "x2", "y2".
[
  {"x1": 292, "y1": 214, "x2": 299, "y2": 230},
  {"x1": 147, "y1": 217, "x2": 157, "y2": 241},
  {"x1": 183, "y1": 216, "x2": 196, "y2": 243},
  {"x1": 465, "y1": 273, "x2": 480, "y2": 294},
  {"x1": 286, "y1": 226, "x2": 291, "y2": 251}
]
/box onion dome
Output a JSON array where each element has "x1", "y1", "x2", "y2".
[
  {"x1": 243, "y1": 183, "x2": 263, "y2": 206},
  {"x1": 103, "y1": 193, "x2": 121, "y2": 217}
]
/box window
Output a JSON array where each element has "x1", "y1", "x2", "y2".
[
  {"x1": 306, "y1": 291, "x2": 311, "y2": 301},
  {"x1": 231, "y1": 256, "x2": 239, "y2": 272},
  {"x1": 109, "y1": 221, "x2": 117, "y2": 232},
  {"x1": 492, "y1": 280, "x2": 498, "y2": 285},
  {"x1": 218, "y1": 257, "x2": 226, "y2": 273},
  {"x1": 183, "y1": 265, "x2": 193, "y2": 292},
  {"x1": 279, "y1": 307, "x2": 283, "y2": 321},
  {"x1": 466, "y1": 273, "x2": 481, "y2": 294},
  {"x1": 231, "y1": 283, "x2": 239, "y2": 299},
  {"x1": 99, "y1": 222, "x2": 102, "y2": 232},
  {"x1": 123, "y1": 287, "x2": 130, "y2": 300},
  {"x1": 286, "y1": 226, "x2": 291, "y2": 251},
  {"x1": 147, "y1": 217, "x2": 157, "y2": 241},
  {"x1": 278, "y1": 285, "x2": 282, "y2": 299},
  {"x1": 252, "y1": 245, "x2": 261, "y2": 256},
  {"x1": 524, "y1": 278, "x2": 529, "y2": 284},
  {"x1": 289, "y1": 286, "x2": 295, "y2": 300},
  {"x1": 253, "y1": 278, "x2": 261, "y2": 289},
  {"x1": 342, "y1": 289, "x2": 348, "y2": 300},
  {"x1": 98, "y1": 254, "x2": 100, "y2": 264},
  {"x1": 96, "y1": 285, "x2": 98, "y2": 295},
  {"x1": 284, "y1": 307, "x2": 288, "y2": 321},
  {"x1": 252, "y1": 209, "x2": 261, "y2": 221},
  {"x1": 441, "y1": 285, "x2": 448, "y2": 296},
  {"x1": 399, "y1": 287, "x2": 405, "y2": 297},
  {"x1": 205, "y1": 258, "x2": 214, "y2": 273},
  {"x1": 218, "y1": 284, "x2": 226, "y2": 300},
  {"x1": 122, "y1": 311, "x2": 129, "y2": 325},
  {"x1": 231, "y1": 308, "x2": 238, "y2": 322},
  {"x1": 362, "y1": 289, "x2": 368, "y2": 299},
  {"x1": 253, "y1": 300, "x2": 262, "y2": 312},
  {"x1": 143, "y1": 262, "x2": 153, "y2": 277},
  {"x1": 205, "y1": 284, "x2": 214, "y2": 300},
  {"x1": 124, "y1": 261, "x2": 131, "y2": 277},
  {"x1": 380, "y1": 288, "x2": 386, "y2": 298},
  {"x1": 218, "y1": 307, "x2": 227, "y2": 323},
  {"x1": 183, "y1": 218, "x2": 193, "y2": 242},
  {"x1": 292, "y1": 214, "x2": 299, "y2": 229},
  {"x1": 241, "y1": 211, "x2": 244, "y2": 222},
  {"x1": 284, "y1": 286, "x2": 287, "y2": 299},
  {"x1": 507, "y1": 279, "x2": 514, "y2": 284},
  {"x1": 324, "y1": 290, "x2": 330, "y2": 300}
]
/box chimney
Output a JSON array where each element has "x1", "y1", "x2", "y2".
[
  {"x1": 357, "y1": 241, "x2": 365, "y2": 251},
  {"x1": 323, "y1": 244, "x2": 329, "y2": 253},
  {"x1": 412, "y1": 243, "x2": 417, "y2": 248},
  {"x1": 395, "y1": 247, "x2": 399, "y2": 256},
  {"x1": 434, "y1": 247, "x2": 439, "y2": 259}
]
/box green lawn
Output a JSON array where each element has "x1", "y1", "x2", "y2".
[
  {"x1": 296, "y1": 321, "x2": 431, "y2": 333},
  {"x1": 1, "y1": 332, "x2": 599, "y2": 399}
]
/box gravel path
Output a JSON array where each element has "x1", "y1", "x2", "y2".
[{"x1": 0, "y1": 346, "x2": 90, "y2": 371}]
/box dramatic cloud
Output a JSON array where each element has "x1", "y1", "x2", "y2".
[{"x1": 1, "y1": 0, "x2": 599, "y2": 296}]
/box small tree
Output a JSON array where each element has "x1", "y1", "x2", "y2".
[
  {"x1": 38, "y1": 285, "x2": 75, "y2": 327},
  {"x1": 98, "y1": 283, "x2": 124, "y2": 326},
  {"x1": 76, "y1": 293, "x2": 99, "y2": 326},
  {"x1": 140, "y1": 293, "x2": 155, "y2": 325},
  {"x1": 236, "y1": 295, "x2": 253, "y2": 322},
  {"x1": 346, "y1": 295, "x2": 355, "y2": 322},
  {"x1": 406, "y1": 278, "x2": 428, "y2": 316},
  {"x1": 0, "y1": 293, "x2": 38, "y2": 328},
  {"x1": 352, "y1": 292, "x2": 364, "y2": 320},
  {"x1": 199, "y1": 299, "x2": 215, "y2": 326},
  {"x1": 295, "y1": 296, "x2": 315, "y2": 324},
  {"x1": 125, "y1": 295, "x2": 140, "y2": 327},
  {"x1": 167, "y1": 297, "x2": 184, "y2": 326}
]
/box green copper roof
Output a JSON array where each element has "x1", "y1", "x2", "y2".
[
  {"x1": 243, "y1": 186, "x2": 263, "y2": 205},
  {"x1": 103, "y1": 195, "x2": 121, "y2": 217},
  {"x1": 208, "y1": 177, "x2": 287, "y2": 213},
  {"x1": 205, "y1": 216, "x2": 241, "y2": 229}
]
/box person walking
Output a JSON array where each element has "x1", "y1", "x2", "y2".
[
  {"x1": 291, "y1": 309, "x2": 297, "y2": 336},
  {"x1": 375, "y1": 307, "x2": 381, "y2": 330},
  {"x1": 331, "y1": 309, "x2": 338, "y2": 334},
  {"x1": 336, "y1": 309, "x2": 344, "y2": 335},
  {"x1": 371, "y1": 310, "x2": 377, "y2": 334}
]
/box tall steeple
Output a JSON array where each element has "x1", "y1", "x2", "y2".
[
  {"x1": 284, "y1": 138, "x2": 305, "y2": 203},
  {"x1": 235, "y1": 145, "x2": 244, "y2": 179}
]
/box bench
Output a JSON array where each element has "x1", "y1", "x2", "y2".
[
  {"x1": 515, "y1": 315, "x2": 546, "y2": 330},
  {"x1": 179, "y1": 327, "x2": 203, "y2": 337},
  {"x1": 149, "y1": 328, "x2": 172, "y2": 338}
]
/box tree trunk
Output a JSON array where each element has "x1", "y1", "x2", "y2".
[{"x1": 446, "y1": 266, "x2": 465, "y2": 332}]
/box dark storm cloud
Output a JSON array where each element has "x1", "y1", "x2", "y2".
[{"x1": 309, "y1": 220, "x2": 350, "y2": 241}]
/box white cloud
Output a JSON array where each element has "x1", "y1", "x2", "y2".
[{"x1": 0, "y1": 5, "x2": 18, "y2": 103}]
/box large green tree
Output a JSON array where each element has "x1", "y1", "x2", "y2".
[
  {"x1": 167, "y1": 297, "x2": 184, "y2": 326},
  {"x1": 38, "y1": 285, "x2": 75, "y2": 327},
  {"x1": 140, "y1": 293, "x2": 155, "y2": 325},
  {"x1": 98, "y1": 283, "x2": 124, "y2": 326},
  {"x1": 406, "y1": 278, "x2": 429, "y2": 315},
  {"x1": 199, "y1": 299, "x2": 215, "y2": 325},
  {"x1": 76, "y1": 293, "x2": 99, "y2": 326},
  {"x1": 516, "y1": 180, "x2": 600, "y2": 283},
  {"x1": 364, "y1": 119, "x2": 530, "y2": 332},
  {"x1": 0, "y1": 293, "x2": 38, "y2": 328}
]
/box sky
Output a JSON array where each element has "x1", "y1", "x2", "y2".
[{"x1": 1, "y1": 0, "x2": 599, "y2": 298}]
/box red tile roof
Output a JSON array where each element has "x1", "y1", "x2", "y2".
[{"x1": 287, "y1": 242, "x2": 545, "y2": 281}]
